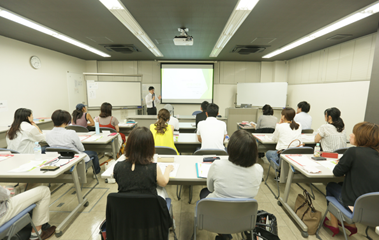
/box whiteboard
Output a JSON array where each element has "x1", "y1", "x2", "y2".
[
  {"x1": 67, "y1": 73, "x2": 86, "y2": 112},
  {"x1": 86, "y1": 81, "x2": 142, "y2": 107},
  {"x1": 237, "y1": 82, "x2": 288, "y2": 108}
]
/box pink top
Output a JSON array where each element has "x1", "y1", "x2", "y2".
[{"x1": 73, "y1": 113, "x2": 87, "y2": 127}]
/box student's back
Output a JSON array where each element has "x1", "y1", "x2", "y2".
[
  {"x1": 195, "y1": 101, "x2": 209, "y2": 128},
  {"x1": 294, "y1": 101, "x2": 312, "y2": 129},
  {"x1": 150, "y1": 109, "x2": 179, "y2": 154}
]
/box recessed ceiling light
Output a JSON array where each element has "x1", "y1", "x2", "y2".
[{"x1": 262, "y1": 1, "x2": 379, "y2": 58}]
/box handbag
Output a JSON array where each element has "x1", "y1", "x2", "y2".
[
  {"x1": 277, "y1": 139, "x2": 304, "y2": 154},
  {"x1": 294, "y1": 190, "x2": 322, "y2": 235}
]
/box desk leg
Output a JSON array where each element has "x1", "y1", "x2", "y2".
[
  {"x1": 55, "y1": 163, "x2": 88, "y2": 237},
  {"x1": 278, "y1": 166, "x2": 309, "y2": 238},
  {"x1": 111, "y1": 139, "x2": 117, "y2": 159}
]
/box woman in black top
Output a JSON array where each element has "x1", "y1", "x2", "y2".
[
  {"x1": 323, "y1": 122, "x2": 379, "y2": 237},
  {"x1": 113, "y1": 127, "x2": 174, "y2": 199}
]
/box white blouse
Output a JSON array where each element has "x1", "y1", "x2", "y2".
[
  {"x1": 272, "y1": 122, "x2": 303, "y2": 150},
  {"x1": 316, "y1": 124, "x2": 347, "y2": 152},
  {"x1": 6, "y1": 122, "x2": 45, "y2": 153}
]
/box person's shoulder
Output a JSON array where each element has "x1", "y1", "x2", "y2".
[
  {"x1": 20, "y1": 121, "x2": 33, "y2": 130},
  {"x1": 252, "y1": 163, "x2": 264, "y2": 173}
]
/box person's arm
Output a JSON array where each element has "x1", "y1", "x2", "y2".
[
  {"x1": 207, "y1": 163, "x2": 216, "y2": 193},
  {"x1": 28, "y1": 124, "x2": 46, "y2": 142},
  {"x1": 0, "y1": 186, "x2": 11, "y2": 202},
  {"x1": 223, "y1": 123, "x2": 227, "y2": 141},
  {"x1": 71, "y1": 131, "x2": 85, "y2": 151},
  {"x1": 112, "y1": 117, "x2": 120, "y2": 132},
  {"x1": 315, "y1": 133, "x2": 322, "y2": 143},
  {"x1": 86, "y1": 113, "x2": 95, "y2": 127},
  {"x1": 271, "y1": 124, "x2": 280, "y2": 142},
  {"x1": 145, "y1": 95, "x2": 153, "y2": 105},
  {"x1": 157, "y1": 164, "x2": 174, "y2": 187},
  {"x1": 333, "y1": 148, "x2": 355, "y2": 177},
  {"x1": 30, "y1": 121, "x2": 43, "y2": 134},
  {"x1": 314, "y1": 126, "x2": 325, "y2": 143},
  {"x1": 197, "y1": 123, "x2": 202, "y2": 142}
]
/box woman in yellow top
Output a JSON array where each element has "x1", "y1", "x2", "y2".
[{"x1": 150, "y1": 109, "x2": 179, "y2": 155}]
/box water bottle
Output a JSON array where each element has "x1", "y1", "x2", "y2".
[
  {"x1": 314, "y1": 143, "x2": 321, "y2": 157},
  {"x1": 95, "y1": 121, "x2": 100, "y2": 135},
  {"x1": 34, "y1": 142, "x2": 42, "y2": 160}
]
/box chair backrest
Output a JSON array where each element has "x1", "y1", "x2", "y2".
[
  {"x1": 333, "y1": 147, "x2": 349, "y2": 154},
  {"x1": 192, "y1": 111, "x2": 202, "y2": 116},
  {"x1": 195, "y1": 198, "x2": 258, "y2": 234},
  {"x1": 194, "y1": 149, "x2": 228, "y2": 156},
  {"x1": 0, "y1": 204, "x2": 36, "y2": 239},
  {"x1": 100, "y1": 127, "x2": 117, "y2": 133},
  {"x1": 281, "y1": 146, "x2": 314, "y2": 154},
  {"x1": 66, "y1": 125, "x2": 89, "y2": 132},
  {"x1": 155, "y1": 146, "x2": 177, "y2": 155},
  {"x1": 0, "y1": 148, "x2": 20, "y2": 154},
  {"x1": 352, "y1": 192, "x2": 379, "y2": 226},
  {"x1": 254, "y1": 128, "x2": 275, "y2": 133},
  {"x1": 45, "y1": 147, "x2": 79, "y2": 158},
  {"x1": 301, "y1": 129, "x2": 314, "y2": 134},
  {"x1": 106, "y1": 193, "x2": 171, "y2": 240}
]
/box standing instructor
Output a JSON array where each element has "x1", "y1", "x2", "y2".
[{"x1": 145, "y1": 86, "x2": 161, "y2": 115}]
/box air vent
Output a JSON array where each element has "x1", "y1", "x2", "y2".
[
  {"x1": 101, "y1": 44, "x2": 141, "y2": 54},
  {"x1": 231, "y1": 45, "x2": 266, "y2": 55},
  {"x1": 326, "y1": 34, "x2": 353, "y2": 41}
]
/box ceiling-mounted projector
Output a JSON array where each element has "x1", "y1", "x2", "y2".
[{"x1": 174, "y1": 28, "x2": 193, "y2": 46}]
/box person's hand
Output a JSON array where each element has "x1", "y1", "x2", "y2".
[
  {"x1": 158, "y1": 95, "x2": 162, "y2": 100},
  {"x1": 31, "y1": 121, "x2": 38, "y2": 127},
  {"x1": 250, "y1": 123, "x2": 255, "y2": 127},
  {"x1": 2, "y1": 186, "x2": 15, "y2": 196},
  {"x1": 166, "y1": 165, "x2": 174, "y2": 172},
  {"x1": 279, "y1": 119, "x2": 283, "y2": 124}
]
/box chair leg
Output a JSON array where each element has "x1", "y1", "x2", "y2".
[
  {"x1": 338, "y1": 211, "x2": 349, "y2": 240},
  {"x1": 264, "y1": 164, "x2": 280, "y2": 199},
  {"x1": 316, "y1": 208, "x2": 328, "y2": 240},
  {"x1": 176, "y1": 185, "x2": 182, "y2": 200},
  {"x1": 188, "y1": 185, "x2": 193, "y2": 204},
  {"x1": 193, "y1": 217, "x2": 197, "y2": 240},
  {"x1": 83, "y1": 166, "x2": 99, "y2": 199},
  {"x1": 365, "y1": 226, "x2": 373, "y2": 240}
]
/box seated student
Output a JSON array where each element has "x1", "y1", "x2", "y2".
[
  {"x1": 315, "y1": 107, "x2": 347, "y2": 152},
  {"x1": 6, "y1": 108, "x2": 45, "y2": 153},
  {"x1": 266, "y1": 108, "x2": 302, "y2": 164},
  {"x1": 197, "y1": 103, "x2": 227, "y2": 150},
  {"x1": 72, "y1": 103, "x2": 95, "y2": 128},
  {"x1": 95, "y1": 102, "x2": 125, "y2": 142},
  {"x1": 46, "y1": 110, "x2": 100, "y2": 174},
  {"x1": 150, "y1": 109, "x2": 179, "y2": 154},
  {"x1": 199, "y1": 130, "x2": 263, "y2": 240},
  {"x1": 253, "y1": 104, "x2": 277, "y2": 130},
  {"x1": 323, "y1": 122, "x2": 379, "y2": 237},
  {"x1": 294, "y1": 101, "x2": 312, "y2": 129},
  {"x1": 195, "y1": 101, "x2": 209, "y2": 128},
  {"x1": 113, "y1": 127, "x2": 174, "y2": 199},
  {"x1": 0, "y1": 185, "x2": 56, "y2": 240},
  {"x1": 163, "y1": 104, "x2": 179, "y2": 131}
]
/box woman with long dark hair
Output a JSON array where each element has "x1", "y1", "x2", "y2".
[
  {"x1": 72, "y1": 103, "x2": 94, "y2": 127},
  {"x1": 314, "y1": 107, "x2": 347, "y2": 152},
  {"x1": 6, "y1": 108, "x2": 45, "y2": 153},
  {"x1": 150, "y1": 109, "x2": 179, "y2": 154},
  {"x1": 95, "y1": 102, "x2": 125, "y2": 142}
]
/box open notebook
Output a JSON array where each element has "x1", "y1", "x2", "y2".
[{"x1": 196, "y1": 162, "x2": 212, "y2": 178}]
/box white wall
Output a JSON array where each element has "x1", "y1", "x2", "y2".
[
  {"x1": 287, "y1": 81, "x2": 370, "y2": 134},
  {"x1": 0, "y1": 36, "x2": 86, "y2": 126}
]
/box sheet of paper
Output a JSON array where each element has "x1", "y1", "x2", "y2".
[
  {"x1": 191, "y1": 123, "x2": 196, "y2": 127},
  {"x1": 253, "y1": 135, "x2": 266, "y2": 141},
  {"x1": 197, "y1": 163, "x2": 211, "y2": 178},
  {"x1": 0, "y1": 154, "x2": 13, "y2": 162},
  {"x1": 286, "y1": 155, "x2": 320, "y2": 167},
  {"x1": 317, "y1": 160, "x2": 337, "y2": 171},
  {"x1": 85, "y1": 135, "x2": 104, "y2": 142},
  {"x1": 78, "y1": 135, "x2": 91, "y2": 141},
  {"x1": 9, "y1": 161, "x2": 39, "y2": 172},
  {"x1": 158, "y1": 163, "x2": 179, "y2": 178}
]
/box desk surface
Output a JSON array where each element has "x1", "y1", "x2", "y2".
[
  {"x1": 237, "y1": 122, "x2": 255, "y2": 129},
  {"x1": 179, "y1": 122, "x2": 196, "y2": 129},
  {"x1": 43, "y1": 131, "x2": 118, "y2": 144},
  {"x1": 0, "y1": 126, "x2": 9, "y2": 134},
  {"x1": 118, "y1": 123, "x2": 137, "y2": 129},
  {"x1": 253, "y1": 133, "x2": 315, "y2": 144},
  {"x1": 0, "y1": 153, "x2": 86, "y2": 178},
  {"x1": 127, "y1": 115, "x2": 227, "y2": 120}
]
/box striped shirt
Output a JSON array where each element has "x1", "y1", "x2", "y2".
[{"x1": 317, "y1": 124, "x2": 347, "y2": 152}]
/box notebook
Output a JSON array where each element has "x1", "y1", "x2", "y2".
[{"x1": 196, "y1": 162, "x2": 212, "y2": 178}]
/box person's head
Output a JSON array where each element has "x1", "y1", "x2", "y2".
[
  {"x1": 99, "y1": 102, "x2": 112, "y2": 118},
  {"x1": 227, "y1": 130, "x2": 258, "y2": 167},
  {"x1": 7, "y1": 108, "x2": 33, "y2": 140},
  {"x1": 200, "y1": 101, "x2": 209, "y2": 112},
  {"x1": 281, "y1": 107, "x2": 300, "y2": 130},
  {"x1": 154, "y1": 109, "x2": 170, "y2": 134},
  {"x1": 148, "y1": 86, "x2": 155, "y2": 94},
  {"x1": 351, "y1": 122, "x2": 379, "y2": 151},
  {"x1": 206, "y1": 103, "x2": 219, "y2": 118},
  {"x1": 262, "y1": 104, "x2": 273, "y2": 115},
  {"x1": 72, "y1": 103, "x2": 86, "y2": 124},
  {"x1": 297, "y1": 101, "x2": 310, "y2": 114},
  {"x1": 324, "y1": 107, "x2": 344, "y2": 132},
  {"x1": 124, "y1": 127, "x2": 155, "y2": 165},
  {"x1": 163, "y1": 104, "x2": 174, "y2": 116},
  {"x1": 52, "y1": 110, "x2": 71, "y2": 127}
]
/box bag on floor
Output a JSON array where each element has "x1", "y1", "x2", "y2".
[
  {"x1": 253, "y1": 210, "x2": 280, "y2": 240},
  {"x1": 294, "y1": 190, "x2": 322, "y2": 235},
  {"x1": 99, "y1": 219, "x2": 106, "y2": 240}
]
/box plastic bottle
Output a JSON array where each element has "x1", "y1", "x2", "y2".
[
  {"x1": 314, "y1": 143, "x2": 321, "y2": 157},
  {"x1": 95, "y1": 121, "x2": 100, "y2": 135},
  {"x1": 34, "y1": 142, "x2": 42, "y2": 160}
]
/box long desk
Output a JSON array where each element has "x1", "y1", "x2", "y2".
[
  {"x1": 278, "y1": 154, "x2": 344, "y2": 238},
  {"x1": 173, "y1": 133, "x2": 228, "y2": 154},
  {"x1": 0, "y1": 153, "x2": 88, "y2": 237},
  {"x1": 253, "y1": 133, "x2": 317, "y2": 152},
  {"x1": 126, "y1": 115, "x2": 227, "y2": 128},
  {"x1": 118, "y1": 123, "x2": 137, "y2": 136},
  {"x1": 237, "y1": 122, "x2": 256, "y2": 133},
  {"x1": 178, "y1": 122, "x2": 196, "y2": 133}
]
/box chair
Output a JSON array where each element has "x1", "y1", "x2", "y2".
[
  {"x1": 334, "y1": 147, "x2": 349, "y2": 154},
  {"x1": 302, "y1": 129, "x2": 314, "y2": 134},
  {"x1": 155, "y1": 146, "x2": 178, "y2": 155},
  {"x1": 0, "y1": 148, "x2": 20, "y2": 154},
  {"x1": 106, "y1": 193, "x2": 177, "y2": 240},
  {"x1": 265, "y1": 147, "x2": 314, "y2": 199},
  {"x1": 192, "y1": 111, "x2": 202, "y2": 116},
  {"x1": 316, "y1": 192, "x2": 379, "y2": 240},
  {"x1": 193, "y1": 198, "x2": 258, "y2": 240},
  {"x1": 45, "y1": 147, "x2": 98, "y2": 198},
  {"x1": 255, "y1": 128, "x2": 275, "y2": 133},
  {"x1": 66, "y1": 125, "x2": 89, "y2": 132},
  {"x1": 99, "y1": 127, "x2": 117, "y2": 133},
  {"x1": 193, "y1": 149, "x2": 228, "y2": 156},
  {"x1": 0, "y1": 204, "x2": 41, "y2": 240}
]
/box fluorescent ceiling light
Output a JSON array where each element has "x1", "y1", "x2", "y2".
[
  {"x1": 209, "y1": 0, "x2": 259, "y2": 57},
  {"x1": 263, "y1": 1, "x2": 379, "y2": 58},
  {"x1": 99, "y1": 0, "x2": 163, "y2": 57},
  {"x1": 0, "y1": 7, "x2": 110, "y2": 57}
]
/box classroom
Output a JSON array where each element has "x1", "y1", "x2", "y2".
[{"x1": 1, "y1": 0, "x2": 379, "y2": 240}]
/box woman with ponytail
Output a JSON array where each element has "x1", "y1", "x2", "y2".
[
  {"x1": 150, "y1": 109, "x2": 179, "y2": 155},
  {"x1": 266, "y1": 107, "x2": 302, "y2": 164},
  {"x1": 315, "y1": 107, "x2": 347, "y2": 152},
  {"x1": 72, "y1": 103, "x2": 94, "y2": 127}
]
